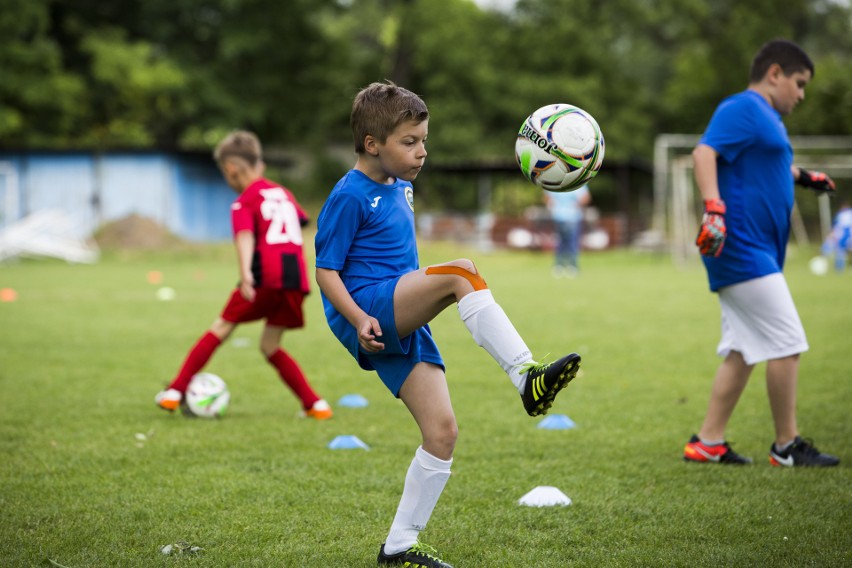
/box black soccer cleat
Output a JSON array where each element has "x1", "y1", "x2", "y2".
[
  {"x1": 519, "y1": 352, "x2": 581, "y2": 416},
  {"x1": 769, "y1": 436, "x2": 839, "y2": 467},
  {"x1": 377, "y1": 543, "x2": 453, "y2": 568}
]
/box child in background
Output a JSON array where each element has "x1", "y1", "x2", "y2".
[
  {"x1": 822, "y1": 201, "x2": 852, "y2": 272},
  {"x1": 686, "y1": 39, "x2": 837, "y2": 467},
  {"x1": 315, "y1": 82, "x2": 582, "y2": 567},
  {"x1": 155, "y1": 130, "x2": 332, "y2": 420},
  {"x1": 544, "y1": 185, "x2": 591, "y2": 277}
]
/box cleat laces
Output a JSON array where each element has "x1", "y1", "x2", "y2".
[
  {"x1": 408, "y1": 542, "x2": 443, "y2": 562},
  {"x1": 518, "y1": 352, "x2": 551, "y2": 378}
]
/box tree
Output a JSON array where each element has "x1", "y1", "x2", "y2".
[
  {"x1": 1, "y1": 0, "x2": 848, "y2": 168},
  {"x1": 0, "y1": 0, "x2": 86, "y2": 147}
]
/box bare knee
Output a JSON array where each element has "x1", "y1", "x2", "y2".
[
  {"x1": 423, "y1": 416, "x2": 458, "y2": 459},
  {"x1": 259, "y1": 325, "x2": 285, "y2": 358},
  {"x1": 446, "y1": 258, "x2": 477, "y2": 273}
]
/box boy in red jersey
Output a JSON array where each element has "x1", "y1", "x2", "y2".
[{"x1": 155, "y1": 130, "x2": 332, "y2": 420}]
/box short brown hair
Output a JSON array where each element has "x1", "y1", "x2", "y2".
[
  {"x1": 350, "y1": 81, "x2": 429, "y2": 154},
  {"x1": 213, "y1": 130, "x2": 262, "y2": 166},
  {"x1": 749, "y1": 39, "x2": 814, "y2": 83}
]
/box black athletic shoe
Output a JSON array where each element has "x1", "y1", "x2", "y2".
[
  {"x1": 769, "y1": 436, "x2": 839, "y2": 467},
  {"x1": 683, "y1": 435, "x2": 753, "y2": 464},
  {"x1": 377, "y1": 543, "x2": 452, "y2": 568},
  {"x1": 519, "y1": 353, "x2": 581, "y2": 416}
]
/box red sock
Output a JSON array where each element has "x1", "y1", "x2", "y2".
[
  {"x1": 268, "y1": 348, "x2": 320, "y2": 410},
  {"x1": 169, "y1": 332, "x2": 222, "y2": 392}
]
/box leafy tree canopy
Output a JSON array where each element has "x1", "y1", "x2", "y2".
[{"x1": 1, "y1": 0, "x2": 849, "y2": 165}]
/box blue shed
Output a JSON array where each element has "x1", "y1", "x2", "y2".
[{"x1": 0, "y1": 149, "x2": 235, "y2": 241}]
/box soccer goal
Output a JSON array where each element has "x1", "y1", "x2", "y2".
[{"x1": 652, "y1": 134, "x2": 852, "y2": 265}]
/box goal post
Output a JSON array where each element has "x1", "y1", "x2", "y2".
[{"x1": 653, "y1": 134, "x2": 852, "y2": 265}]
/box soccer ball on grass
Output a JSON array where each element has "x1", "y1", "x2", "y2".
[
  {"x1": 184, "y1": 373, "x2": 230, "y2": 418},
  {"x1": 515, "y1": 103, "x2": 605, "y2": 192}
]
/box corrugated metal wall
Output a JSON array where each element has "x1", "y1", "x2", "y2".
[{"x1": 0, "y1": 151, "x2": 234, "y2": 241}]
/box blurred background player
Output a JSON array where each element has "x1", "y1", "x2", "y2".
[
  {"x1": 155, "y1": 131, "x2": 332, "y2": 420},
  {"x1": 685, "y1": 39, "x2": 838, "y2": 467},
  {"x1": 544, "y1": 185, "x2": 591, "y2": 278},
  {"x1": 315, "y1": 82, "x2": 581, "y2": 567},
  {"x1": 821, "y1": 200, "x2": 852, "y2": 272}
]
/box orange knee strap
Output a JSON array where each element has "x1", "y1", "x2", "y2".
[{"x1": 424, "y1": 265, "x2": 488, "y2": 291}]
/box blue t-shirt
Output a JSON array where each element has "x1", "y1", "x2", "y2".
[
  {"x1": 315, "y1": 168, "x2": 419, "y2": 301},
  {"x1": 833, "y1": 207, "x2": 852, "y2": 249},
  {"x1": 546, "y1": 186, "x2": 589, "y2": 224},
  {"x1": 699, "y1": 90, "x2": 794, "y2": 291}
]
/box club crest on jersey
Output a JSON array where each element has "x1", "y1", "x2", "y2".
[{"x1": 405, "y1": 186, "x2": 414, "y2": 212}]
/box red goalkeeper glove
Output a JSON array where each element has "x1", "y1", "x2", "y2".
[
  {"x1": 796, "y1": 168, "x2": 836, "y2": 194},
  {"x1": 695, "y1": 198, "x2": 726, "y2": 257}
]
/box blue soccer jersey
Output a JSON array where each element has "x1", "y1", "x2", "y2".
[
  {"x1": 699, "y1": 90, "x2": 795, "y2": 292},
  {"x1": 315, "y1": 169, "x2": 419, "y2": 289},
  {"x1": 315, "y1": 169, "x2": 444, "y2": 394}
]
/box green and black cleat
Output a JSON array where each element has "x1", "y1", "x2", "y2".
[
  {"x1": 377, "y1": 543, "x2": 453, "y2": 568},
  {"x1": 519, "y1": 353, "x2": 581, "y2": 416}
]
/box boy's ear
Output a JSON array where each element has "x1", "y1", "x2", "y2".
[
  {"x1": 363, "y1": 134, "x2": 380, "y2": 156},
  {"x1": 765, "y1": 62, "x2": 784, "y2": 84}
]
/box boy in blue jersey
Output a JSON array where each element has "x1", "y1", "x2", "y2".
[
  {"x1": 315, "y1": 82, "x2": 582, "y2": 567},
  {"x1": 822, "y1": 201, "x2": 852, "y2": 272},
  {"x1": 684, "y1": 39, "x2": 839, "y2": 468}
]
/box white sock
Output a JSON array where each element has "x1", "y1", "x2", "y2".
[
  {"x1": 384, "y1": 447, "x2": 452, "y2": 555},
  {"x1": 457, "y1": 289, "x2": 533, "y2": 393}
]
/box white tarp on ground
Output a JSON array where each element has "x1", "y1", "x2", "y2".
[{"x1": 0, "y1": 209, "x2": 99, "y2": 264}]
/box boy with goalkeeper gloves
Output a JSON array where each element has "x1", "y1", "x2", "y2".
[{"x1": 685, "y1": 39, "x2": 839, "y2": 467}]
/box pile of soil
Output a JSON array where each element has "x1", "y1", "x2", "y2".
[{"x1": 93, "y1": 214, "x2": 185, "y2": 250}]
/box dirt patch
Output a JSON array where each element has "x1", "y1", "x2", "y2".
[{"x1": 93, "y1": 214, "x2": 185, "y2": 250}]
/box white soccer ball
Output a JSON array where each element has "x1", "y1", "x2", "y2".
[
  {"x1": 156, "y1": 286, "x2": 176, "y2": 301},
  {"x1": 808, "y1": 255, "x2": 829, "y2": 276},
  {"x1": 515, "y1": 103, "x2": 605, "y2": 192},
  {"x1": 185, "y1": 373, "x2": 230, "y2": 418}
]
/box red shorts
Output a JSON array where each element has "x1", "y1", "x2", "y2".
[{"x1": 220, "y1": 288, "x2": 306, "y2": 328}]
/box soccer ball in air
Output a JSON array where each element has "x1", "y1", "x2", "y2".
[
  {"x1": 184, "y1": 373, "x2": 230, "y2": 418},
  {"x1": 515, "y1": 103, "x2": 605, "y2": 192}
]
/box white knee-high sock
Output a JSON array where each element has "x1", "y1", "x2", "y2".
[
  {"x1": 384, "y1": 447, "x2": 453, "y2": 555},
  {"x1": 457, "y1": 289, "x2": 533, "y2": 393}
]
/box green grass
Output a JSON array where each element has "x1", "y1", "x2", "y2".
[{"x1": 1, "y1": 240, "x2": 849, "y2": 567}]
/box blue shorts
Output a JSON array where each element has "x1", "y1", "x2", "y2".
[{"x1": 325, "y1": 276, "x2": 444, "y2": 396}]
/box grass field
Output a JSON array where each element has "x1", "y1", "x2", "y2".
[{"x1": 1, "y1": 239, "x2": 849, "y2": 567}]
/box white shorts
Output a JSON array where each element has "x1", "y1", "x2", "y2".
[{"x1": 717, "y1": 273, "x2": 808, "y2": 365}]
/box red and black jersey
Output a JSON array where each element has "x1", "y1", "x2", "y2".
[{"x1": 231, "y1": 178, "x2": 310, "y2": 292}]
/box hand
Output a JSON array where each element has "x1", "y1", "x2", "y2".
[
  {"x1": 239, "y1": 277, "x2": 256, "y2": 302},
  {"x1": 796, "y1": 169, "x2": 836, "y2": 194},
  {"x1": 696, "y1": 199, "x2": 726, "y2": 257},
  {"x1": 357, "y1": 315, "x2": 384, "y2": 353}
]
